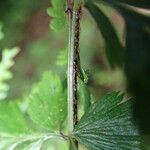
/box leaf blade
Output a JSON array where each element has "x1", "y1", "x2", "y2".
[
  {"x1": 85, "y1": 2, "x2": 124, "y2": 68},
  {"x1": 91, "y1": 0, "x2": 150, "y2": 9},
  {"x1": 0, "y1": 101, "x2": 29, "y2": 135},
  {"x1": 47, "y1": 0, "x2": 66, "y2": 32},
  {"x1": 74, "y1": 92, "x2": 141, "y2": 150},
  {"x1": 28, "y1": 71, "x2": 67, "y2": 131}
]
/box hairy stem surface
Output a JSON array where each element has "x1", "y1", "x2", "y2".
[{"x1": 67, "y1": 0, "x2": 82, "y2": 149}]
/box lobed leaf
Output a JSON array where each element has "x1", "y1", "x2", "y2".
[
  {"x1": 47, "y1": 0, "x2": 66, "y2": 32},
  {"x1": 56, "y1": 48, "x2": 68, "y2": 66},
  {"x1": 28, "y1": 71, "x2": 67, "y2": 131},
  {"x1": 86, "y1": 0, "x2": 150, "y2": 134},
  {"x1": 74, "y1": 92, "x2": 141, "y2": 150},
  {"x1": 0, "y1": 47, "x2": 19, "y2": 100},
  {"x1": 119, "y1": 6, "x2": 150, "y2": 134},
  {"x1": 0, "y1": 101, "x2": 29, "y2": 135}
]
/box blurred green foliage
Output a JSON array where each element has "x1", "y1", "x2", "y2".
[
  {"x1": 0, "y1": 0, "x2": 149, "y2": 149},
  {"x1": 0, "y1": 0, "x2": 125, "y2": 101},
  {"x1": 0, "y1": 47, "x2": 19, "y2": 100}
]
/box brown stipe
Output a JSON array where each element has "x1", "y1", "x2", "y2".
[{"x1": 73, "y1": 6, "x2": 82, "y2": 128}]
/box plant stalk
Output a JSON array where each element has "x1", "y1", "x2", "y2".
[
  {"x1": 67, "y1": 0, "x2": 82, "y2": 149},
  {"x1": 67, "y1": 2, "x2": 75, "y2": 135}
]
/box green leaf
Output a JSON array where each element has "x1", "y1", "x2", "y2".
[
  {"x1": 78, "y1": 56, "x2": 89, "y2": 83},
  {"x1": 0, "y1": 22, "x2": 4, "y2": 40},
  {"x1": 87, "y1": 0, "x2": 150, "y2": 134},
  {"x1": 47, "y1": 0, "x2": 66, "y2": 32},
  {"x1": 94, "y1": 0, "x2": 150, "y2": 9},
  {"x1": 0, "y1": 47, "x2": 19, "y2": 100},
  {"x1": 28, "y1": 71, "x2": 67, "y2": 131},
  {"x1": 114, "y1": 0, "x2": 150, "y2": 8},
  {"x1": 55, "y1": 47, "x2": 88, "y2": 83},
  {"x1": 69, "y1": 139, "x2": 78, "y2": 150},
  {"x1": 90, "y1": 0, "x2": 150, "y2": 9},
  {"x1": 0, "y1": 133, "x2": 63, "y2": 150},
  {"x1": 74, "y1": 92, "x2": 141, "y2": 150},
  {"x1": 78, "y1": 79, "x2": 91, "y2": 113},
  {"x1": 56, "y1": 48, "x2": 68, "y2": 66},
  {"x1": 0, "y1": 101, "x2": 29, "y2": 135},
  {"x1": 85, "y1": 2, "x2": 124, "y2": 68},
  {"x1": 119, "y1": 6, "x2": 150, "y2": 134}
]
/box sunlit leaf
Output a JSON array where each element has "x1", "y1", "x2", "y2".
[
  {"x1": 28, "y1": 71, "x2": 67, "y2": 131},
  {"x1": 74, "y1": 92, "x2": 141, "y2": 150},
  {"x1": 0, "y1": 47, "x2": 19, "y2": 100},
  {"x1": 0, "y1": 133, "x2": 62, "y2": 150},
  {"x1": 0, "y1": 101, "x2": 29, "y2": 135}
]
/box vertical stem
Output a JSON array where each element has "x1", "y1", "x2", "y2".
[
  {"x1": 67, "y1": 0, "x2": 82, "y2": 149},
  {"x1": 67, "y1": 4, "x2": 75, "y2": 135},
  {"x1": 73, "y1": 6, "x2": 81, "y2": 128}
]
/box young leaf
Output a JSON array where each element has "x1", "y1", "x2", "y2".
[
  {"x1": 85, "y1": 2, "x2": 124, "y2": 68},
  {"x1": 0, "y1": 47, "x2": 19, "y2": 100},
  {"x1": 28, "y1": 71, "x2": 67, "y2": 131},
  {"x1": 47, "y1": 0, "x2": 66, "y2": 32},
  {"x1": 73, "y1": 92, "x2": 141, "y2": 150},
  {"x1": 0, "y1": 101, "x2": 29, "y2": 135}
]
